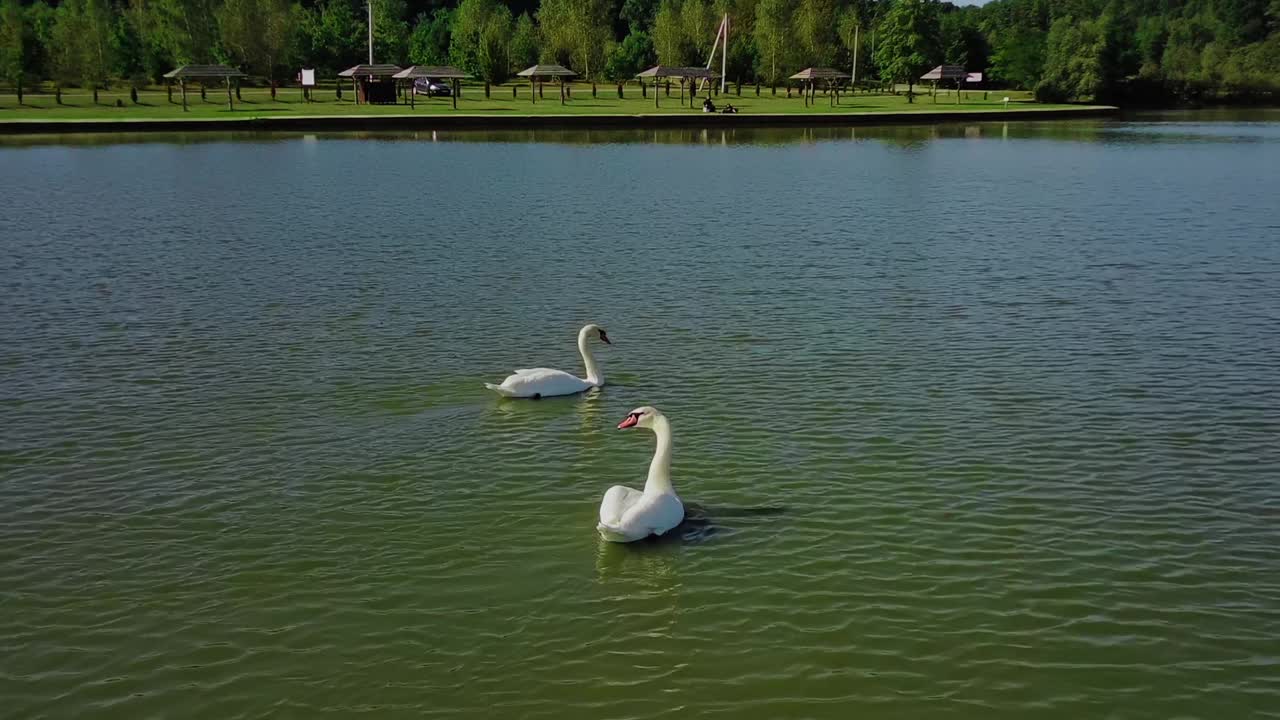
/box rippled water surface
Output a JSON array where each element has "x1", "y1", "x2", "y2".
[{"x1": 3, "y1": 113, "x2": 1280, "y2": 719}]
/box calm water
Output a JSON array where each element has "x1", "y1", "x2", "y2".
[{"x1": 2, "y1": 113, "x2": 1280, "y2": 719}]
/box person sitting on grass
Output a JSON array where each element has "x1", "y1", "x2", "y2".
[
  {"x1": 721, "y1": 104, "x2": 738, "y2": 114},
  {"x1": 702, "y1": 97, "x2": 716, "y2": 113}
]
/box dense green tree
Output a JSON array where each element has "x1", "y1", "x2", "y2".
[
  {"x1": 605, "y1": 28, "x2": 655, "y2": 78},
  {"x1": 219, "y1": 0, "x2": 301, "y2": 92},
  {"x1": 940, "y1": 8, "x2": 988, "y2": 70},
  {"x1": 450, "y1": 0, "x2": 513, "y2": 83},
  {"x1": 793, "y1": 0, "x2": 838, "y2": 67},
  {"x1": 538, "y1": 0, "x2": 613, "y2": 78},
  {"x1": 0, "y1": 0, "x2": 26, "y2": 102},
  {"x1": 372, "y1": 0, "x2": 410, "y2": 63},
  {"x1": 409, "y1": 8, "x2": 452, "y2": 65},
  {"x1": 301, "y1": 0, "x2": 364, "y2": 72},
  {"x1": 619, "y1": 0, "x2": 659, "y2": 33},
  {"x1": 681, "y1": 0, "x2": 716, "y2": 63},
  {"x1": 509, "y1": 11, "x2": 539, "y2": 69},
  {"x1": 987, "y1": 25, "x2": 1044, "y2": 88},
  {"x1": 874, "y1": 0, "x2": 940, "y2": 101},
  {"x1": 837, "y1": 5, "x2": 864, "y2": 81},
  {"x1": 130, "y1": 0, "x2": 220, "y2": 64},
  {"x1": 1035, "y1": 14, "x2": 1108, "y2": 101},
  {"x1": 53, "y1": 0, "x2": 116, "y2": 102},
  {"x1": 652, "y1": 0, "x2": 686, "y2": 65},
  {"x1": 754, "y1": 0, "x2": 792, "y2": 86}
]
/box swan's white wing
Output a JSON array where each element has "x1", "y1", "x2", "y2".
[
  {"x1": 617, "y1": 493, "x2": 684, "y2": 537},
  {"x1": 599, "y1": 485, "x2": 644, "y2": 527},
  {"x1": 495, "y1": 368, "x2": 592, "y2": 398}
]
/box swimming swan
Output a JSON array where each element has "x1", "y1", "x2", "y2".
[
  {"x1": 485, "y1": 324, "x2": 612, "y2": 399},
  {"x1": 598, "y1": 406, "x2": 684, "y2": 542}
]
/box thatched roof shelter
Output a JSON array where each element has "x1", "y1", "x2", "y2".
[
  {"x1": 394, "y1": 65, "x2": 471, "y2": 109},
  {"x1": 920, "y1": 64, "x2": 967, "y2": 81},
  {"x1": 393, "y1": 65, "x2": 470, "y2": 79},
  {"x1": 920, "y1": 64, "x2": 970, "y2": 104},
  {"x1": 636, "y1": 66, "x2": 719, "y2": 79},
  {"x1": 516, "y1": 64, "x2": 577, "y2": 105},
  {"x1": 339, "y1": 64, "x2": 403, "y2": 105},
  {"x1": 163, "y1": 65, "x2": 246, "y2": 112},
  {"x1": 789, "y1": 67, "x2": 851, "y2": 107},
  {"x1": 516, "y1": 64, "x2": 577, "y2": 78},
  {"x1": 789, "y1": 67, "x2": 851, "y2": 81},
  {"x1": 635, "y1": 66, "x2": 720, "y2": 109},
  {"x1": 338, "y1": 64, "x2": 403, "y2": 78}
]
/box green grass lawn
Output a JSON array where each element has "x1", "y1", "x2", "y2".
[{"x1": 0, "y1": 84, "x2": 1087, "y2": 121}]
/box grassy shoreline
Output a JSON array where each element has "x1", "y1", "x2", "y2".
[{"x1": 0, "y1": 85, "x2": 1116, "y2": 133}]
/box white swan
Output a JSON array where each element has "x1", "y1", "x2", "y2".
[
  {"x1": 485, "y1": 324, "x2": 612, "y2": 399},
  {"x1": 598, "y1": 406, "x2": 684, "y2": 542}
]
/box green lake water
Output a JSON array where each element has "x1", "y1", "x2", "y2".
[{"x1": 2, "y1": 112, "x2": 1279, "y2": 719}]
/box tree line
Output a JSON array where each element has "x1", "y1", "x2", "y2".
[{"x1": 1, "y1": 0, "x2": 1278, "y2": 103}]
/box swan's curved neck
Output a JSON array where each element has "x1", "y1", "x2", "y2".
[
  {"x1": 578, "y1": 329, "x2": 603, "y2": 386},
  {"x1": 643, "y1": 416, "x2": 673, "y2": 495}
]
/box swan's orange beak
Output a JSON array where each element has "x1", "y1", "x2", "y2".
[{"x1": 617, "y1": 413, "x2": 639, "y2": 429}]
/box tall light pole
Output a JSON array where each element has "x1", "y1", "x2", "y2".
[{"x1": 367, "y1": 0, "x2": 374, "y2": 64}]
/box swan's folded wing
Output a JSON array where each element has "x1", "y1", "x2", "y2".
[
  {"x1": 599, "y1": 485, "x2": 644, "y2": 527},
  {"x1": 498, "y1": 368, "x2": 589, "y2": 397}
]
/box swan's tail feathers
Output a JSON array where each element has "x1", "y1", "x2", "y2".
[
  {"x1": 596, "y1": 522, "x2": 635, "y2": 543},
  {"x1": 485, "y1": 382, "x2": 518, "y2": 397}
]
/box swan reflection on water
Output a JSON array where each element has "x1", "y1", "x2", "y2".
[{"x1": 596, "y1": 502, "x2": 787, "y2": 554}]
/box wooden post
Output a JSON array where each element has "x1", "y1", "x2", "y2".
[
  {"x1": 410, "y1": 80, "x2": 415, "y2": 108},
  {"x1": 452, "y1": 79, "x2": 458, "y2": 109},
  {"x1": 559, "y1": 78, "x2": 564, "y2": 105},
  {"x1": 353, "y1": 78, "x2": 358, "y2": 104},
  {"x1": 654, "y1": 78, "x2": 659, "y2": 108},
  {"x1": 181, "y1": 79, "x2": 188, "y2": 111}
]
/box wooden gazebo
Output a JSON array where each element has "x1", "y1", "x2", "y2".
[
  {"x1": 338, "y1": 64, "x2": 403, "y2": 104},
  {"x1": 920, "y1": 64, "x2": 969, "y2": 103},
  {"x1": 516, "y1": 65, "x2": 577, "y2": 105},
  {"x1": 392, "y1": 65, "x2": 471, "y2": 109},
  {"x1": 789, "y1": 67, "x2": 851, "y2": 106},
  {"x1": 163, "y1": 65, "x2": 246, "y2": 112},
  {"x1": 635, "y1": 66, "x2": 719, "y2": 109}
]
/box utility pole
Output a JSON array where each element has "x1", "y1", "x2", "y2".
[
  {"x1": 367, "y1": 0, "x2": 374, "y2": 64},
  {"x1": 852, "y1": 24, "x2": 858, "y2": 85},
  {"x1": 721, "y1": 15, "x2": 728, "y2": 94}
]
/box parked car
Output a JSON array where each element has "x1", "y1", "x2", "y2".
[{"x1": 413, "y1": 78, "x2": 452, "y2": 97}]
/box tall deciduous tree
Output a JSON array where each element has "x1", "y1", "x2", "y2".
[
  {"x1": 793, "y1": 0, "x2": 837, "y2": 67},
  {"x1": 1036, "y1": 15, "x2": 1108, "y2": 101},
  {"x1": 0, "y1": 0, "x2": 26, "y2": 102},
  {"x1": 409, "y1": 8, "x2": 452, "y2": 66},
  {"x1": 681, "y1": 0, "x2": 715, "y2": 63},
  {"x1": 509, "y1": 11, "x2": 538, "y2": 70},
  {"x1": 605, "y1": 29, "x2": 654, "y2": 79},
  {"x1": 874, "y1": 0, "x2": 940, "y2": 101},
  {"x1": 302, "y1": 0, "x2": 364, "y2": 73},
  {"x1": 754, "y1": 0, "x2": 792, "y2": 86},
  {"x1": 130, "y1": 0, "x2": 220, "y2": 64},
  {"x1": 372, "y1": 0, "x2": 410, "y2": 63},
  {"x1": 54, "y1": 0, "x2": 116, "y2": 102},
  {"x1": 219, "y1": 0, "x2": 301, "y2": 93},
  {"x1": 652, "y1": 0, "x2": 686, "y2": 65},
  {"x1": 538, "y1": 0, "x2": 612, "y2": 78},
  {"x1": 450, "y1": 0, "x2": 513, "y2": 83}
]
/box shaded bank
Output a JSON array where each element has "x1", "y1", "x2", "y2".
[{"x1": 0, "y1": 105, "x2": 1118, "y2": 135}]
